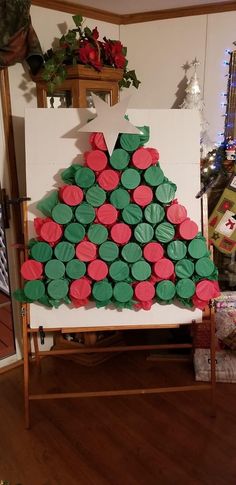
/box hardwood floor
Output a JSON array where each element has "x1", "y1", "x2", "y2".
[
  {"x1": 0, "y1": 291, "x2": 15, "y2": 359},
  {"x1": 0, "y1": 352, "x2": 236, "y2": 485}
]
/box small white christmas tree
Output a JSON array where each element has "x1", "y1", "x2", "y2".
[{"x1": 180, "y1": 59, "x2": 211, "y2": 158}]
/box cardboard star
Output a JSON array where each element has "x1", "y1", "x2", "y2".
[{"x1": 78, "y1": 94, "x2": 141, "y2": 154}]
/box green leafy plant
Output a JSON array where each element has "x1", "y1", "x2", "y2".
[{"x1": 42, "y1": 15, "x2": 140, "y2": 93}]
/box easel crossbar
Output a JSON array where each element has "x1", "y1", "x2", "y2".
[
  {"x1": 36, "y1": 343, "x2": 193, "y2": 356},
  {"x1": 29, "y1": 384, "x2": 212, "y2": 401}
]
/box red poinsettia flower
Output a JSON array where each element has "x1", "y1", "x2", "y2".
[
  {"x1": 102, "y1": 39, "x2": 126, "y2": 69},
  {"x1": 79, "y1": 41, "x2": 102, "y2": 71},
  {"x1": 92, "y1": 27, "x2": 99, "y2": 40}
]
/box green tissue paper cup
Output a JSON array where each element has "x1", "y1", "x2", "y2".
[
  {"x1": 54, "y1": 242, "x2": 75, "y2": 262},
  {"x1": 120, "y1": 133, "x2": 140, "y2": 152},
  {"x1": 52, "y1": 203, "x2": 73, "y2": 224},
  {"x1": 121, "y1": 168, "x2": 141, "y2": 189},
  {"x1": 92, "y1": 281, "x2": 113, "y2": 301},
  {"x1": 31, "y1": 242, "x2": 53, "y2": 262},
  {"x1": 167, "y1": 240, "x2": 187, "y2": 261},
  {"x1": 75, "y1": 167, "x2": 95, "y2": 188},
  {"x1": 64, "y1": 223, "x2": 85, "y2": 243},
  {"x1": 176, "y1": 278, "x2": 195, "y2": 298},
  {"x1": 175, "y1": 259, "x2": 194, "y2": 278},
  {"x1": 24, "y1": 280, "x2": 45, "y2": 301},
  {"x1": 88, "y1": 224, "x2": 108, "y2": 244},
  {"x1": 144, "y1": 203, "x2": 165, "y2": 224},
  {"x1": 110, "y1": 149, "x2": 130, "y2": 170},
  {"x1": 144, "y1": 166, "x2": 164, "y2": 186},
  {"x1": 121, "y1": 242, "x2": 142, "y2": 263},
  {"x1": 47, "y1": 279, "x2": 69, "y2": 299},
  {"x1": 195, "y1": 257, "x2": 215, "y2": 277},
  {"x1": 113, "y1": 282, "x2": 133, "y2": 303},
  {"x1": 110, "y1": 188, "x2": 130, "y2": 209},
  {"x1": 155, "y1": 222, "x2": 175, "y2": 243},
  {"x1": 45, "y1": 260, "x2": 65, "y2": 279},
  {"x1": 86, "y1": 186, "x2": 106, "y2": 207},
  {"x1": 109, "y1": 260, "x2": 130, "y2": 281},
  {"x1": 156, "y1": 280, "x2": 176, "y2": 300},
  {"x1": 75, "y1": 203, "x2": 95, "y2": 224},
  {"x1": 131, "y1": 260, "x2": 151, "y2": 281},
  {"x1": 66, "y1": 260, "x2": 86, "y2": 279},
  {"x1": 188, "y1": 238, "x2": 208, "y2": 259},
  {"x1": 122, "y1": 204, "x2": 143, "y2": 225},
  {"x1": 134, "y1": 223, "x2": 154, "y2": 243},
  {"x1": 155, "y1": 182, "x2": 176, "y2": 204},
  {"x1": 99, "y1": 241, "x2": 119, "y2": 262}
]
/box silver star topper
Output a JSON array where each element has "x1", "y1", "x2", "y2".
[{"x1": 78, "y1": 94, "x2": 141, "y2": 155}]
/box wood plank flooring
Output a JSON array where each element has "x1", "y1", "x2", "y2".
[
  {"x1": 0, "y1": 291, "x2": 15, "y2": 359},
  {"x1": 0, "y1": 352, "x2": 236, "y2": 485}
]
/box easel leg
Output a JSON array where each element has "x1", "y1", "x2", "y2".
[
  {"x1": 32, "y1": 332, "x2": 41, "y2": 369},
  {"x1": 23, "y1": 317, "x2": 30, "y2": 429},
  {"x1": 210, "y1": 305, "x2": 216, "y2": 417}
]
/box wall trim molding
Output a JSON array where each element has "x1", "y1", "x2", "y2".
[
  {"x1": 31, "y1": 0, "x2": 122, "y2": 24},
  {"x1": 31, "y1": 0, "x2": 236, "y2": 24}
]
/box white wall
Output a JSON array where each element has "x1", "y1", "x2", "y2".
[
  {"x1": 120, "y1": 11, "x2": 236, "y2": 145},
  {"x1": 7, "y1": 5, "x2": 120, "y2": 195}
]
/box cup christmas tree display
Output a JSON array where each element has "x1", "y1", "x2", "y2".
[{"x1": 15, "y1": 110, "x2": 220, "y2": 311}]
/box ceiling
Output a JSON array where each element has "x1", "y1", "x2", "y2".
[{"x1": 61, "y1": 0, "x2": 231, "y2": 15}]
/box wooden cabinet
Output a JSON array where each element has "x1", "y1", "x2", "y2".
[{"x1": 32, "y1": 65, "x2": 123, "y2": 108}]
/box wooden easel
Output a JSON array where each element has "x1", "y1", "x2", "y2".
[{"x1": 21, "y1": 195, "x2": 216, "y2": 429}]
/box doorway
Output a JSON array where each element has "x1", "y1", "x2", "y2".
[{"x1": 0, "y1": 201, "x2": 15, "y2": 359}]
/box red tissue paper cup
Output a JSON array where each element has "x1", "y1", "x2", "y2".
[
  {"x1": 196, "y1": 280, "x2": 220, "y2": 301},
  {"x1": 86, "y1": 150, "x2": 108, "y2": 172},
  {"x1": 89, "y1": 132, "x2": 107, "y2": 151},
  {"x1": 97, "y1": 204, "x2": 118, "y2": 225},
  {"x1": 143, "y1": 242, "x2": 164, "y2": 262},
  {"x1": 21, "y1": 260, "x2": 43, "y2": 280},
  {"x1": 147, "y1": 148, "x2": 159, "y2": 165},
  {"x1": 154, "y1": 258, "x2": 174, "y2": 279},
  {"x1": 76, "y1": 241, "x2": 97, "y2": 262},
  {"x1": 69, "y1": 277, "x2": 91, "y2": 300},
  {"x1": 60, "y1": 185, "x2": 83, "y2": 206},
  {"x1": 133, "y1": 186, "x2": 153, "y2": 207},
  {"x1": 111, "y1": 223, "x2": 132, "y2": 245},
  {"x1": 134, "y1": 281, "x2": 155, "y2": 302},
  {"x1": 87, "y1": 259, "x2": 108, "y2": 281},
  {"x1": 166, "y1": 203, "x2": 187, "y2": 225},
  {"x1": 97, "y1": 169, "x2": 120, "y2": 191},
  {"x1": 40, "y1": 220, "x2": 63, "y2": 244},
  {"x1": 179, "y1": 218, "x2": 198, "y2": 240},
  {"x1": 132, "y1": 147, "x2": 152, "y2": 169}
]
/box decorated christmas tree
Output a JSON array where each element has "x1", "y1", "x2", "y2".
[{"x1": 15, "y1": 97, "x2": 220, "y2": 311}]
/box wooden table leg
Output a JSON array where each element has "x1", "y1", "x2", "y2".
[
  {"x1": 23, "y1": 308, "x2": 30, "y2": 429},
  {"x1": 210, "y1": 303, "x2": 216, "y2": 417}
]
